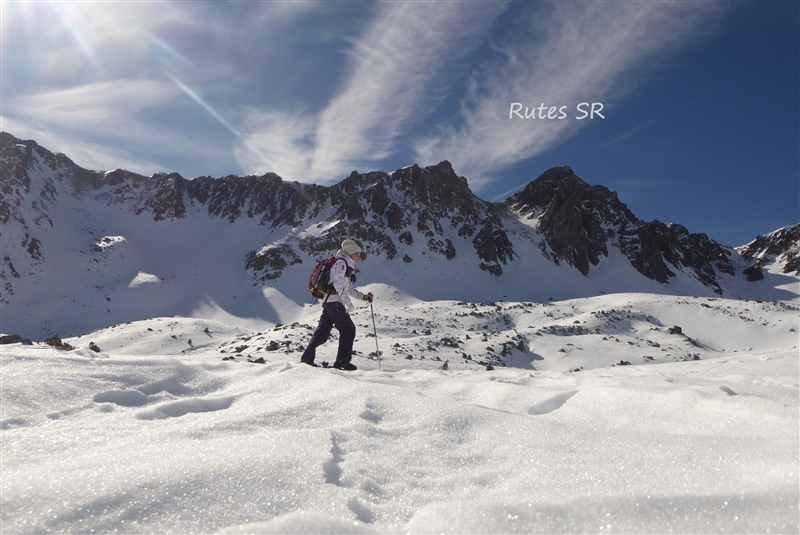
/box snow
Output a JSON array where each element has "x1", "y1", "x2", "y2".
[
  {"x1": 2, "y1": 293, "x2": 797, "y2": 534},
  {"x1": 94, "y1": 235, "x2": 127, "y2": 249},
  {"x1": 128, "y1": 271, "x2": 162, "y2": 288}
]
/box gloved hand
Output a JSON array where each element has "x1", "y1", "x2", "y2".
[{"x1": 364, "y1": 292, "x2": 373, "y2": 303}]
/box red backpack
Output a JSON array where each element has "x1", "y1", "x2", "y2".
[{"x1": 308, "y1": 257, "x2": 339, "y2": 298}]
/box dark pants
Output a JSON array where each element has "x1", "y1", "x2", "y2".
[{"x1": 301, "y1": 302, "x2": 356, "y2": 365}]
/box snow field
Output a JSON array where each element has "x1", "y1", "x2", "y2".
[{"x1": 1, "y1": 293, "x2": 797, "y2": 533}]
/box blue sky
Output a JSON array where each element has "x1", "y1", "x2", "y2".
[{"x1": 1, "y1": 0, "x2": 796, "y2": 245}]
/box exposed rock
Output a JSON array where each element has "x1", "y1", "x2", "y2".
[
  {"x1": 45, "y1": 336, "x2": 74, "y2": 351},
  {"x1": 508, "y1": 166, "x2": 735, "y2": 292},
  {"x1": 386, "y1": 203, "x2": 404, "y2": 230},
  {"x1": 0, "y1": 334, "x2": 23, "y2": 344},
  {"x1": 25, "y1": 237, "x2": 42, "y2": 260},
  {"x1": 738, "y1": 224, "x2": 800, "y2": 275},
  {"x1": 473, "y1": 225, "x2": 514, "y2": 275},
  {"x1": 246, "y1": 244, "x2": 302, "y2": 282},
  {"x1": 743, "y1": 265, "x2": 764, "y2": 281}
]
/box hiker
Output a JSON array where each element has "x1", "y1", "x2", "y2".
[{"x1": 301, "y1": 239, "x2": 373, "y2": 370}]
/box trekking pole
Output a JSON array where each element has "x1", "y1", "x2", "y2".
[{"x1": 369, "y1": 301, "x2": 381, "y2": 371}]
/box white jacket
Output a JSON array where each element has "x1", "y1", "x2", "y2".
[{"x1": 324, "y1": 250, "x2": 366, "y2": 312}]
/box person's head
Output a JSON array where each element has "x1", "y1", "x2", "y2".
[{"x1": 341, "y1": 239, "x2": 366, "y2": 262}]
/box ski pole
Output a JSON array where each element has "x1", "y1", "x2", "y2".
[{"x1": 370, "y1": 301, "x2": 381, "y2": 371}]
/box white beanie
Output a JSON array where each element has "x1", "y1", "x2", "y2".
[{"x1": 341, "y1": 239, "x2": 363, "y2": 256}]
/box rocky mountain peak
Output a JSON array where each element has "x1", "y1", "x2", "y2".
[
  {"x1": 502, "y1": 166, "x2": 736, "y2": 292},
  {"x1": 509, "y1": 165, "x2": 631, "y2": 220},
  {"x1": 291, "y1": 160, "x2": 513, "y2": 275},
  {"x1": 506, "y1": 166, "x2": 636, "y2": 275},
  {"x1": 738, "y1": 224, "x2": 800, "y2": 276}
]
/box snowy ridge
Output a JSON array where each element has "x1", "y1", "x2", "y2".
[{"x1": 1, "y1": 131, "x2": 798, "y2": 337}]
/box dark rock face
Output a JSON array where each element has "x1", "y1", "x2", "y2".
[
  {"x1": 296, "y1": 160, "x2": 513, "y2": 273},
  {"x1": 625, "y1": 222, "x2": 733, "y2": 293},
  {"x1": 25, "y1": 237, "x2": 42, "y2": 260},
  {"x1": 743, "y1": 265, "x2": 764, "y2": 281},
  {"x1": 510, "y1": 166, "x2": 635, "y2": 275},
  {"x1": 509, "y1": 166, "x2": 734, "y2": 292},
  {"x1": 201, "y1": 174, "x2": 324, "y2": 227},
  {"x1": 738, "y1": 224, "x2": 800, "y2": 275},
  {"x1": 44, "y1": 336, "x2": 74, "y2": 350},
  {"x1": 473, "y1": 225, "x2": 514, "y2": 275},
  {"x1": 246, "y1": 244, "x2": 303, "y2": 282},
  {"x1": 0, "y1": 334, "x2": 24, "y2": 344}
]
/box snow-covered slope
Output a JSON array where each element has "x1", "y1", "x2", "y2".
[
  {"x1": 1, "y1": 131, "x2": 797, "y2": 338},
  {"x1": 2, "y1": 293, "x2": 797, "y2": 534}
]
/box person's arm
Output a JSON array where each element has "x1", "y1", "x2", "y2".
[
  {"x1": 330, "y1": 259, "x2": 348, "y2": 295},
  {"x1": 350, "y1": 286, "x2": 366, "y2": 301},
  {"x1": 346, "y1": 269, "x2": 370, "y2": 302},
  {"x1": 332, "y1": 260, "x2": 370, "y2": 304},
  {"x1": 330, "y1": 260, "x2": 354, "y2": 309}
]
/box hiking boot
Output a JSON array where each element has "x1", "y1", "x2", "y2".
[
  {"x1": 333, "y1": 362, "x2": 357, "y2": 371},
  {"x1": 300, "y1": 359, "x2": 319, "y2": 367}
]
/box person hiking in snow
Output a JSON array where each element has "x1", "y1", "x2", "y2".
[{"x1": 301, "y1": 239, "x2": 373, "y2": 370}]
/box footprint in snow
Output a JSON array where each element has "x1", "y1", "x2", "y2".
[
  {"x1": 359, "y1": 398, "x2": 385, "y2": 424},
  {"x1": 93, "y1": 389, "x2": 150, "y2": 407},
  {"x1": 135, "y1": 395, "x2": 237, "y2": 420},
  {"x1": 323, "y1": 431, "x2": 349, "y2": 487},
  {"x1": 528, "y1": 390, "x2": 579, "y2": 415}
]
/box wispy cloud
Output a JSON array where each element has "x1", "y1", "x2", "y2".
[
  {"x1": 9, "y1": 79, "x2": 177, "y2": 127},
  {"x1": 236, "y1": 1, "x2": 509, "y2": 182},
  {"x1": 2, "y1": 1, "x2": 320, "y2": 176},
  {"x1": 1, "y1": 1, "x2": 725, "y2": 186},
  {"x1": 1, "y1": 79, "x2": 230, "y2": 164},
  {"x1": 1, "y1": 115, "x2": 168, "y2": 175},
  {"x1": 233, "y1": 109, "x2": 316, "y2": 180},
  {"x1": 415, "y1": 0, "x2": 725, "y2": 191}
]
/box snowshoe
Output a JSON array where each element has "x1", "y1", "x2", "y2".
[{"x1": 333, "y1": 362, "x2": 357, "y2": 371}]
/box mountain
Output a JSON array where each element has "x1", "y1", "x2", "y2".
[
  {"x1": 506, "y1": 166, "x2": 735, "y2": 293},
  {"x1": 0, "y1": 131, "x2": 797, "y2": 337},
  {"x1": 736, "y1": 224, "x2": 800, "y2": 280}
]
